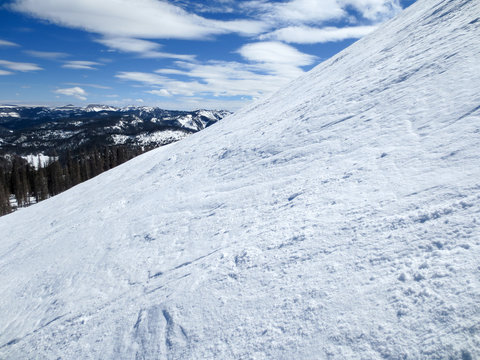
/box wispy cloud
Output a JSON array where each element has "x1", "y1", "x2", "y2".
[
  {"x1": 10, "y1": 0, "x2": 268, "y2": 40},
  {"x1": 173, "y1": 0, "x2": 237, "y2": 14},
  {"x1": 245, "y1": 0, "x2": 401, "y2": 24},
  {"x1": 260, "y1": 25, "x2": 378, "y2": 44},
  {"x1": 96, "y1": 37, "x2": 160, "y2": 53},
  {"x1": 65, "y1": 83, "x2": 111, "y2": 89},
  {"x1": 0, "y1": 39, "x2": 20, "y2": 47},
  {"x1": 54, "y1": 86, "x2": 87, "y2": 100},
  {"x1": 245, "y1": 0, "x2": 344, "y2": 24},
  {"x1": 0, "y1": 70, "x2": 14, "y2": 76},
  {"x1": 62, "y1": 60, "x2": 102, "y2": 70},
  {"x1": 117, "y1": 67, "x2": 282, "y2": 98},
  {"x1": 95, "y1": 37, "x2": 195, "y2": 60},
  {"x1": 0, "y1": 59, "x2": 43, "y2": 71},
  {"x1": 10, "y1": 0, "x2": 268, "y2": 66},
  {"x1": 116, "y1": 41, "x2": 316, "y2": 99},
  {"x1": 345, "y1": 0, "x2": 402, "y2": 21},
  {"x1": 24, "y1": 50, "x2": 70, "y2": 60},
  {"x1": 238, "y1": 41, "x2": 316, "y2": 68}
]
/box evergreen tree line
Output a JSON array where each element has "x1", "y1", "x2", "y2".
[{"x1": 0, "y1": 146, "x2": 150, "y2": 216}]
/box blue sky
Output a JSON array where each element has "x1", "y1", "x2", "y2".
[{"x1": 0, "y1": 0, "x2": 416, "y2": 110}]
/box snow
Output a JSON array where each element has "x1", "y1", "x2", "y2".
[
  {"x1": 134, "y1": 130, "x2": 188, "y2": 145},
  {"x1": 8, "y1": 195, "x2": 38, "y2": 211},
  {"x1": 177, "y1": 111, "x2": 223, "y2": 130},
  {"x1": 130, "y1": 115, "x2": 143, "y2": 126},
  {"x1": 110, "y1": 134, "x2": 129, "y2": 145},
  {"x1": 109, "y1": 119, "x2": 127, "y2": 131},
  {"x1": 176, "y1": 114, "x2": 196, "y2": 130},
  {"x1": 21, "y1": 154, "x2": 56, "y2": 169},
  {"x1": 40, "y1": 130, "x2": 79, "y2": 140},
  {"x1": 0, "y1": 112, "x2": 20, "y2": 118},
  {"x1": 1, "y1": 0, "x2": 479, "y2": 358},
  {"x1": 121, "y1": 106, "x2": 155, "y2": 113},
  {"x1": 85, "y1": 105, "x2": 118, "y2": 112},
  {"x1": 12, "y1": 135, "x2": 27, "y2": 145},
  {"x1": 196, "y1": 110, "x2": 217, "y2": 120},
  {"x1": 111, "y1": 130, "x2": 188, "y2": 146},
  {"x1": 54, "y1": 105, "x2": 77, "y2": 111},
  {"x1": 71, "y1": 120, "x2": 83, "y2": 127}
]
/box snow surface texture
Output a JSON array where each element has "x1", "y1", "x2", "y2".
[{"x1": 1, "y1": 0, "x2": 479, "y2": 358}]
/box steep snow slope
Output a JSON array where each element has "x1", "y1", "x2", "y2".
[{"x1": 1, "y1": 0, "x2": 479, "y2": 358}]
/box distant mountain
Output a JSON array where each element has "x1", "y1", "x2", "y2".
[{"x1": 0, "y1": 105, "x2": 231, "y2": 155}]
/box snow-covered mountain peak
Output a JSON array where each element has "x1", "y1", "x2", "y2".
[
  {"x1": 0, "y1": 0, "x2": 479, "y2": 358},
  {"x1": 84, "y1": 104, "x2": 118, "y2": 112}
]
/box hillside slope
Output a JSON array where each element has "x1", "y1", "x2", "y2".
[{"x1": 1, "y1": 0, "x2": 479, "y2": 358}]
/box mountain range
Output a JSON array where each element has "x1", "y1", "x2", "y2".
[{"x1": 0, "y1": 105, "x2": 230, "y2": 155}]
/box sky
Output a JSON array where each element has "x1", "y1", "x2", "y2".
[{"x1": 0, "y1": 0, "x2": 417, "y2": 111}]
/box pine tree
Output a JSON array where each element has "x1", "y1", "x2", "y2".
[
  {"x1": 0, "y1": 170, "x2": 11, "y2": 216},
  {"x1": 34, "y1": 166, "x2": 49, "y2": 202},
  {"x1": 103, "y1": 147, "x2": 111, "y2": 171},
  {"x1": 48, "y1": 159, "x2": 63, "y2": 196},
  {"x1": 66, "y1": 151, "x2": 81, "y2": 187},
  {"x1": 11, "y1": 157, "x2": 25, "y2": 208}
]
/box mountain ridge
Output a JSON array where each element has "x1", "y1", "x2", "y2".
[{"x1": 0, "y1": 105, "x2": 231, "y2": 154}]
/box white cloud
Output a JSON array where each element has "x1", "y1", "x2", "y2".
[
  {"x1": 116, "y1": 72, "x2": 167, "y2": 86},
  {"x1": 0, "y1": 70, "x2": 13, "y2": 75},
  {"x1": 0, "y1": 59, "x2": 43, "y2": 71},
  {"x1": 95, "y1": 37, "x2": 195, "y2": 60},
  {"x1": 62, "y1": 60, "x2": 102, "y2": 70},
  {"x1": 157, "y1": 96, "x2": 250, "y2": 111},
  {"x1": 24, "y1": 50, "x2": 69, "y2": 59},
  {"x1": 238, "y1": 41, "x2": 316, "y2": 67},
  {"x1": 245, "y1": 0, "x2": 401, "y2": 24},
  {"x1": 54, "y1": 86, "x2": 87, "y2": 100},
  {"x1": 260, "y1": 25, "x2": 377, "y2": 44},
  {"x1": 97, "y1": 37, "x2": 160, "y2": 53},
  {"x1": 174, "y1": 0, "x2": 236, "y2": 15},
  {"x1": 261, "y1": 0, "x2": 344, "y2": 23},
  {"x1": 0, "y1": 39, "x2": 20, "y2": 47},
  {"x1": 10, "y1": 0, "x2": 267, "y2": 40},
  {"x1": 341, "y1": 0, "x2": 402, "y2": 21},
  {"x1": 65, "y1": 83, "x2": 112, "y2": 89},
  {"x1": 148, "y1": 89, "x2": 172, "y2": 97},
  {"x1": 117, "y1": 42, "x2": 316, "y2": 99},
  {"x1": 117, "y1": 67, "x2": 280, "y2": 98}
]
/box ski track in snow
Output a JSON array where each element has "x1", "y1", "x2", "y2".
[{"x1": 1, "y1": 0, "x2": 480, "y2": 358}]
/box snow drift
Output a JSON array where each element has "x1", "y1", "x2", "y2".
[{"x1": 1, "y1": 0, "x2": 479, "y2": 358}]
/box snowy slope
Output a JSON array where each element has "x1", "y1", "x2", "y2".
[{"x1": 1, "y1": 0, "x2": 479, "y2": 358}]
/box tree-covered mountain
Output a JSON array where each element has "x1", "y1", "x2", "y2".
[{"x1": 0, "y1": 105, "x2": 230, "y2": 155}]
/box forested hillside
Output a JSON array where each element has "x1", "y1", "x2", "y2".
[{"x1": 0, "y1": 146, "x2": 150, "y2": 215}]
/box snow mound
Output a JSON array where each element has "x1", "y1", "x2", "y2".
[{"x1": 1, "y1": 0, "x2": 479, "y2": 358}]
